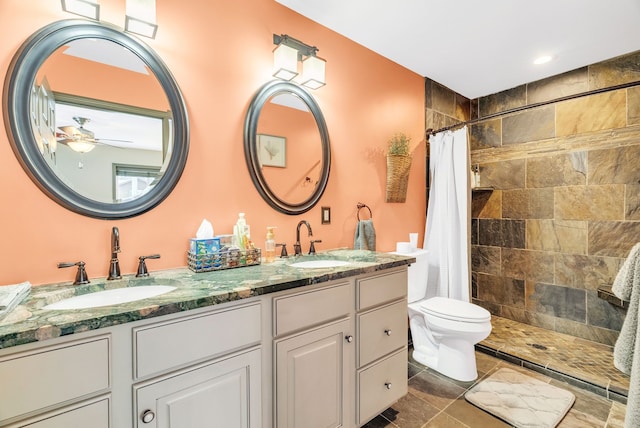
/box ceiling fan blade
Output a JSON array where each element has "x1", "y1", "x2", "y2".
[
  {"x1": 94, "y1": 138, "x2": 134, "y2": 143},
  {"x1": 58, "y1": 125, "x2": 94, "y2": 139}
]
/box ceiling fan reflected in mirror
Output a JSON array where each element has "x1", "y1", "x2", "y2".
[{"x1": 57, "y1": 116, "x2": 133, "y2": 153}]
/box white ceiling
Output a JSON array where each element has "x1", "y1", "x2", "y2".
[{"x1": 276, "y1": 0, "x2": 640, "y2": 99}]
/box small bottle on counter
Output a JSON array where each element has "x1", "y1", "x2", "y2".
[
  {"x1": 473, "y1": 164, "x2": 481, "y2": 188},
  {"x1": 264, "y1": 226, "x2": 276, "y2": 263},
  {"x1": 233, "y1": 213, "x2": 251, "y2": 250}
]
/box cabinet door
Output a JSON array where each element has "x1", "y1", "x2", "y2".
[
  {"x1": 135, "y1": 348, "x2": 261, "y2": 428},
  {"x1": 275, "y1": 319, "x2": 352, "y2": 428}
]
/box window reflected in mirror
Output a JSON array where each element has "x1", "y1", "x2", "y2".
[{"x1": 114, "y1": 164, "x2": 161, "y2": 202}]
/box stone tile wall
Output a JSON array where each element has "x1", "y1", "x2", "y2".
[{"x1": 426, "y1": 51, "x2": 640, "y2": 346}]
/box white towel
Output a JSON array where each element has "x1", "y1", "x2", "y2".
[
  {"x1": 613, "y1": 243, "x2": 640, "y2": 428},
  {"x1": 354, "y1": 219, "x2": 376, "y2": 251},
  {"x1": 0, "y1": 281, "x2": 31, "y2": 320}
]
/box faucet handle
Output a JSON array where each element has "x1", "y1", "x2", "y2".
[
  {"x1": 58, "y1": 261, "x2": 90, "y2": 285},
  {"x1": 309, "y1": 240, "x2": 322, "y2": 255},
  {"x1": 276, "y1": 243, "x2": 288, "y2": 258},
  {"x1": 136, "y1": 254, "x2": 161, "y2": 277}
]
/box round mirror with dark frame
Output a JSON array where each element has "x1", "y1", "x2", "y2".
[
  {"x1": 3, "y1": 19, "x2": 189, "y2": 219},
  {"x1": 244, "y1": 80, "x2": 330, "y2": 215}
]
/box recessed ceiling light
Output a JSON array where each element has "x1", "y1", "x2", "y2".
[{"x1": 533, "y1": 55, "x2": 553, "y2": 65}]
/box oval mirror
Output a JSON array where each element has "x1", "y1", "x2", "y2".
[
  {"x1": 3, "y1": 19, "x2": 189, "y2": 219},
  {"x1": 244, "y1": 81, "x2": 330, "y2": 215}
]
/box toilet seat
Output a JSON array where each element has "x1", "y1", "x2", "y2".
[{"x1": 419, "y1": 297, "x2": 490, "y2": 323}]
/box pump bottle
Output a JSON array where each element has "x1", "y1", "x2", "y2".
[
  {"x1": 265, "y1": 226, "x2": 276, "y2": 263},
  {"x1": 234, "y1": 213, "x2": 250, "y2": 250}
]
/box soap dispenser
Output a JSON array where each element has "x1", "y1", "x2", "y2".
[{"x1": 265, "y1": 227, "x2": 276, "y2": 263}]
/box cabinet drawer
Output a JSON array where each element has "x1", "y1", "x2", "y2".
[
  {"x1": 274, "y1": 281, "x2": 352, "y2": 336},
  {"x1": 357, "y1": 269, "x2": 407, "y2": 310},
  {"x1": 10, "y1": 396, "x2": 110, "y2": 428},
  {"x1": 357, "y1": 348, "x2": 408, "y2": 426},
  {"x1": 0, "y1": 336, "x2": 110, "y2": 423},
  {"x1": 134, "y1": 302, "x2": 261, "y2": 379},
  {"x1": 358, "y1": 300, "x2": 407, "y2": 367}
]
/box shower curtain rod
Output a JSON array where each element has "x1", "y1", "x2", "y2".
[{"x1": 425, "y1": 79, "x2": 640, "y2": 137}]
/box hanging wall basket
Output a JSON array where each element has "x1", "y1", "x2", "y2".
[{"x1": 385, "y1": 154, "x2": 412, "y2": 203}]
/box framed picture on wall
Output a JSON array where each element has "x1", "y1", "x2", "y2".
[{"x1": 257, "y1": 134, "x2": 286, "y2": 167}]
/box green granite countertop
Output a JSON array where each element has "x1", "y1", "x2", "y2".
[{"x1": 0, "y1": 249, "x2": 414, "y2": 349}]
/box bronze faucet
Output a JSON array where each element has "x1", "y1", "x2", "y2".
[
  {"x1": 107, "y1": 226, "x2": 121, "y2": 280},
  {"x1": 294, "y1": 220, "x2": 313, "y2": 256}
]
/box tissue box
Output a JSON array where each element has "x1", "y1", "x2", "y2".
[{"x1": 190, "y1": 238, "x2": 221, "y2": 255}]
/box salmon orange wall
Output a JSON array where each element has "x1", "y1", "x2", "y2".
[
  {"x1": 0, "y1": 0, "x2": 425, "y2": 286},
  {"x1": 38, "y1": 50, "x2": 169, "y2": 110}
]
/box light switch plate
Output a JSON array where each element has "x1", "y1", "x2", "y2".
[{"x1": 321, "y1": 206, "x2": 331, "y2": 224}]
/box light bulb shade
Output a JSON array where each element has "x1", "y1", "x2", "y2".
[
  {"x1": 125, "y1": 0, "x2": 157, "y2": 38},
  {"x1": 301, "y1": 55, "x2": 326, "y2": 89},
  {"x1": 125, "y1": 16, "x2": 158, "y2": 38},
  {"x1": 66, "y1": 141, "x2": 96, "y2": 153},
  {"x1": 61, "y1": 0, "x2": 100, "y2": 20},
  {"x1": 273, "y1": 44, "x2": 299, "y2": 81}
]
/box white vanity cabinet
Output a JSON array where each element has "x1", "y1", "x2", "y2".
[
  {"x1": 131, "y1": 301, "x2": 263, "y2": 428},
  {"x1": 273, "y1": 281, "x2": 355, "y2": 428},
  {"x1": 0, "y1": 334, "x2": 111, "y2": 428},
  {"x1": 355, "y1": 270, "x2": 408, "y2": 426},
  {"x1": 0, "y1": 263, "x2": 411, "y2": 428}
]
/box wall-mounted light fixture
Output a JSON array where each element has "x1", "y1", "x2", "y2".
[
  {"x1": 273, "y1": 34, "x2": 326, "y2": 89},
  {"x1": 125, "y1": 0, "x2": 158, "y2": 39},
  {"x1": 61, "y1": 0, "x2": 100, "y2": 20},
  {"x1": 61, "y1": 0, "x2": 157, "y2": 39}
]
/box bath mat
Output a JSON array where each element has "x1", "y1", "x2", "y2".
[{"x1": 464, "y1": 367, "x2": 575, "y2": 428}]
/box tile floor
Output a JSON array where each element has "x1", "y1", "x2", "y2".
[
  {"x1": 362, "y1": 316, "x2": 629, "y2": 428},
  {"x1": 478, "y1": 316, "x2": 629, "y2": 402}
]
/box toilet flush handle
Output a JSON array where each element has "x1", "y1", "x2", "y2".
[{"x1": 384, "y1": 329, "x2": 392, "y2": 336}]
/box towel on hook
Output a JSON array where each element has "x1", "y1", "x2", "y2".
[
  {"x1": 354, "y1": 219, "x2": 376, "y2": 251},
  {"x1": 613, "y1": 242, "x2": 640, "y2": 428},
  {"x1": 0, "y1": 281, "x2": 31, "y2": 321}
]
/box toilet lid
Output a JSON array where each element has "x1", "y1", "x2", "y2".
[{"x1": 419, "y1": 297, "x2": 491, "y2": 322}]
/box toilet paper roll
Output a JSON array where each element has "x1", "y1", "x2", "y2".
[{"x1": 396, "y1": 242, "x2": 414, "y2": 253}]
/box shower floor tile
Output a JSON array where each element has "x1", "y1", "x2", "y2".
[
  {"x1": 363, "y1": 345, "x2": 627, "y2": 427},
  {"x1": 478, "y1": 316, "x2": 630, "y2": 401}
]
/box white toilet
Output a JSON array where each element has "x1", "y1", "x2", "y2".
[{"x1": 403, "y1": 249, "x2": 492, "y2": 382}]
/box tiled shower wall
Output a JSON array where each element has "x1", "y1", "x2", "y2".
[{"x1": 425, "y1": 51, "x2": 640, "y2": 346}]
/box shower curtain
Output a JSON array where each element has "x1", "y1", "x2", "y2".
[{"x1": 423, "y1": 126, "x2": 470, "y2": 301}]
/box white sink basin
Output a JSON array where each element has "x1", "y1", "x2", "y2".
[
  {"x1": 43, "y1": 285, "x2": 176, "y2": 310},
  {"x1": 289, "y1": 260, "x2": 351, "y2": 269}
]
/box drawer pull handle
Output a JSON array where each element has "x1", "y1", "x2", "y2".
[
  {"x1": 345, "y1": 335, "x2": 354, "y2": 343},
  {"x1": 385, "y1": 382, "x2": 392, "y2": 390},
  {"x1": 384, "y1": 329, "x2": 392, "y2": 336},
  {"x1": 142, "y1": 410, "x2": 155, "y2": 423}
]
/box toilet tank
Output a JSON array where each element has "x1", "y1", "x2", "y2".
[{"x1": 393, "y1": 249, "x2": 429, "y2": 303}]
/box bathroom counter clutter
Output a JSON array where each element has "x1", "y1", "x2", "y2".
[{"x1": 0, "y1": 249, "x2": 414, "y2": 349}]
